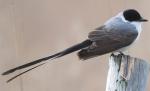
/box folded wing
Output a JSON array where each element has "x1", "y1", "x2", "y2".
[{"x1": 78, "y1": 25, "x2": 138, "y2": 60}]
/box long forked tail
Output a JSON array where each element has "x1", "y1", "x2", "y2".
[{"x1": 2, "y1": 39, "x2": 92, "y2": 76}]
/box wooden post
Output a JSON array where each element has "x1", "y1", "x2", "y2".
[{"x1": 106, "y1": 54, "x2": 150, "y2": 91}]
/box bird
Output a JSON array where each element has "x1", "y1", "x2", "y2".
[{"x1": 2, "y1": 9, "x2": 148, "y2": 82}]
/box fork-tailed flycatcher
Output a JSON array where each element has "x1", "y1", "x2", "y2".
[{"x1": 2, "y1": 9, "x2": 148, "y2": 82}]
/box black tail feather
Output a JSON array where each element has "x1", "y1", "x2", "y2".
[
  {"x1": 7, "y1": 63, "x2": 46, "y2": 83},
  {"x1": 2, "y1": 52, "x2": 61, "y2": 75},
  {"x1": 2, "y1": 39, "x2": 92, "y2": 76}
]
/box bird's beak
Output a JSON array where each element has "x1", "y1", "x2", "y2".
[{"x1": 138, "y1": 18, "x2": 148, "y2": 22}]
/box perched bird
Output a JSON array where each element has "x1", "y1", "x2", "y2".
[{"x1": 2, "y1": 9, "x2": 148, "y2": 82}]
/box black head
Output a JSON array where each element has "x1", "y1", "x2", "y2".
[{"x1": 123, "y1": 9, "x2": 148, "y2": 22}]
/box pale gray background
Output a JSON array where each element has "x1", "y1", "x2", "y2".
[{"x1": 0, "y1": 0, "x2": 150, "y2": 91}]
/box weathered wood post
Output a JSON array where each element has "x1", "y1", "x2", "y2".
[{"x1": 106, "y1": 54, "x2": 150, "y2": 91}]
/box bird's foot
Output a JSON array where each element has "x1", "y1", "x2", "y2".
[
  {"x1": 111, "y1": 53, "x2": 115, "y2": 57},
  {"x1": 119, "y1": 52, "x2": 126, "y2": 56},
  {"x1": 111, "y1": 52, "x2": 126, "y2": 57}
]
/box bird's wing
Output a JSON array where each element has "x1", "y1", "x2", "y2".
[{"x1": 78, "y1": 25, "x2": 138, "y2": 60}]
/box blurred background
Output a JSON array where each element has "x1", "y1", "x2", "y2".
[{"x1": 0, "y1": 0, "x2": 150, "y2": 91}]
